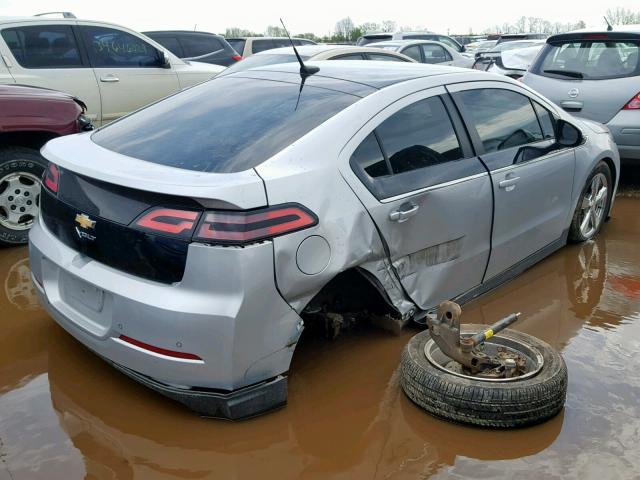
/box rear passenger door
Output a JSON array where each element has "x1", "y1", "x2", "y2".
[
  {"x1": 80, "y1": 24, "x2": 179, "y2": 124},
  {"x1": 343, "y1": 87, "x2": 493, "y2": 310},
  {"x1": 449, "y1": 82, "x2": 576, "y2": 280},
  {"x1": 0, "y1": 23, "x2": 102, "y2": 123}
]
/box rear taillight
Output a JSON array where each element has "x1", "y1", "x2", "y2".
[
  {"x1": 43, "y1": 163, "x2": 60, "y2": 194},
  {"x1": 232, "y1": 54, "x2": 242, "y2": 61},
  {"x1": 133, "y1": 203, "x2": 317, "y2": 245},
  {"x1": 134, "y1": 208, "x2": 201, "y2": 238},
  {"x1": 194, "y1": 204, "x2": 317, "y2": 245},
  {"x1": 623, "y1": 92, "x2": 640, "y2": 110}
]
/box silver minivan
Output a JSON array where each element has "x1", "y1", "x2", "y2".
[{"x1": 523, "y1": 29, "x2": 640, "y2": 160}]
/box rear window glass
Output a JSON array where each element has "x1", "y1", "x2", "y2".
[
  {"x1": 227, "y1": 39, "x2": 245, "y2": 54},
  {"x1": 535, "y1": 40, "x2": 639, "y2": 79},
  {"x1": 92, "y1": 77, "x2": 360, "y2": 173},
  {"x1": 180, "y1": 35, "x2": 224, "y2": 57}
]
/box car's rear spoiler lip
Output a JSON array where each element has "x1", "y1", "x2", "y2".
[{"x1": 547, "y1": 31, "x2": 640, "y2": 43}]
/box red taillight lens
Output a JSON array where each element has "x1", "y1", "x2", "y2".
[
  {"x1": 232, "y1": 54, "x2": 242, "y2": 61},
  {"x1": 195, "y1": 204, "x2": 317, "y2": 245},
  {"x1": 43, "y1": 163, "x2": 60, "y2": 194},
  {"x1": 623, "y1": 92, "x2": 640, "y2": 110},
  {"x1": 134, "y1": 208, "x2": 201, "y2": 238}
]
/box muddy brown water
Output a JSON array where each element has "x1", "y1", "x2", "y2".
[{"x1": 2, "y1": 197, "x2": 640, "y2": 479}]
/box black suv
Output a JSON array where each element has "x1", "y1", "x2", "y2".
[{"x1": 143, "y1": 30, "x2": 241, "y2": 66}]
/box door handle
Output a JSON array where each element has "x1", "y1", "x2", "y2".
[
  {"x1": 499, "y1": 176, "x2": 520, "y2": 191},
  {"x1": 389, "y1": 203, "x2": 419, "y2": 223},
  {"x1": 100, "y1": 75, "x2": 120, "y2": 83}
]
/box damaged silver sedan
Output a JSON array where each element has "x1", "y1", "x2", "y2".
[{"x1": 29, "y1": 61, "x2": 619, "y2": 419}]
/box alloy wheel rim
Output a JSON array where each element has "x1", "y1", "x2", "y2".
[
  {"x1": 0, "y1": 171, "x2": 41, "y2": 231},
  {"x1": 579, "y1": 173, "x2": 608, "y2": 239}
]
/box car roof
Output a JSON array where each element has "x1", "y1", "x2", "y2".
[
  {"x1": 225, "y1": 36, "x2": 312, "y2": 41},
  {"x1": 143, "y1": 30, "x2": 223, "y2": 37},
  {"x1": 547, "y1": 30, "x2": 640, "y2": 43},
  {"x1": 369, "y1": 40, "x2": 443, "y2": 47},
  {"x1": 253, "y1": 44, "x2": 402, "y2": 57},
  {"x1": 234, "y1": 60, "x2": 467, "y2": 89}
]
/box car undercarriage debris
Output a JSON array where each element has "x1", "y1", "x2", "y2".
[{"x1": 427, "y1": 301, "x2": 525, "y2": 378}]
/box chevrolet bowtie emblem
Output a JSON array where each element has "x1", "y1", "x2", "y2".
[{"x1": 75, "y1": 213, "x2": 96, "y2": 229}]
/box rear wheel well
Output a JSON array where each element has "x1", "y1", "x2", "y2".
[
  {"x1": 0, "y1": 131, "x2": 59, "y2": 152},
  {"x1": 601, "y1": 157, "x2": 617, "y2": 186}
]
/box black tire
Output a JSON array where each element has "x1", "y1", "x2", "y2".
[
  {"x1": 568, "y1": 161, "x2": 613, "y2": 243},
  {"x1": 400, "y1": 325, "x2": 568, "y2": 428},
  {"x1": 0, "y1": 146, "x2": 47, "y2": 246}
]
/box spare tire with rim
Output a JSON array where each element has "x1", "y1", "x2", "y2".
[{"x1": 400, "y1": 325, "x2": 567, "y2": 428}]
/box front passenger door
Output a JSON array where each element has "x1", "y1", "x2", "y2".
[
  {"x1": 80, "y1": 25, "x2": 179, "y2": 124},
  {"x1": 449, "y1": 83, "x2": 576, "y2": 280}
]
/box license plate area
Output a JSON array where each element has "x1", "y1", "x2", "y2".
[{"x1": 62, "y1": 273, "x2": 105, "y2": 312}]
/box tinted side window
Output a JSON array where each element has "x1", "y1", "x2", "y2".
[
  {"x1": 252, "y1": 39, "x2": 275, "y2": 53},
  {"x1": 180, "y1": 35, "x2": 223, "y2": 57},
  {"x1": 402, "y1": 45, "x2": 422, "y2": 62},
  {"x1": 421, "y1": 44, "x2": 452, "y2": 64},
  {"x1": 456, "y1": 89, "x2": 543, "y2": 153},
  {"x1": 333, "y1": 53, "x2": 366, "y2": 60},
  {"x1": 82, "y1": 26, "x2": 163, "y2": 68},
  {"x1": 367, "y1": 53, "x2": 406, "y2": 62},
  {"x1": 151, "y1": 36, "x2": 183, "y2": 56},
  {"x1": 350, "y1": 133, "x2": 390, "y2": 178},
  {"x1": 377, "y1": 97, "x2": 463, "y2": 174},
  {"x1": 438, "y1": 36, "x2": 461, "y2": 51},
  {"x1": 533, "y1": 101, "x2": 555, "y2": 139},
  {"x1": 1, "y1": 25, "x2": 82, "y2": 68}
]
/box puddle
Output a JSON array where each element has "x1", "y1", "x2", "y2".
[{"x1": 1, "y1": 196, "x2": 640, "y2": 479}]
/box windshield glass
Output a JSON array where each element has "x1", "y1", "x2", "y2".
[
  {"x1": 221, "y1": 53, "x2": 304, "y2": 75},
  {"x1": 92, "y1": 77, "x2": 360, "y2": 173},
  {"x1": 534, "y1": 40, "x2": 639, "y2": 79}
]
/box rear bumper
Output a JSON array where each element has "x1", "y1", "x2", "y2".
[{"x1": 29, "y1": 215, "x2": 303, "y2": 418}]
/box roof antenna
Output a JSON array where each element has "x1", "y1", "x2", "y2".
[
  {"x1": 603, "y1": 16, "x2": 613, "y2": 32},
  {"x1": 280, "y1": 18, "x2": 319, "y2": 77}
]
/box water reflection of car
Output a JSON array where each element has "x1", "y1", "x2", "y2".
[
  {"x1": 368, "y1": 40, "x2": 474, "y2": 68},
  {"x1": 522, "y1": 29, "x2": 640, "y2": 160},
  {"x1": 30, "y1": 61, "x2": 619, "y2": 419}
]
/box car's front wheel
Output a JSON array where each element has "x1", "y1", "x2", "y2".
[
  {"x1": 0, "y1": 147, "x2": 46, "y2": 246},
  {"x1": 569, "y1": 161, "x2": 613, "y2": 242}
]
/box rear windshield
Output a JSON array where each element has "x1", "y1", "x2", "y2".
[
  {"x1": 357, "y1": 36, "x2": 392, "y2": 46},
  {"x1": 227, "y1": 39, "x2": 245, "y2": 54},
  {"x1": 533, "y1": 40, "x2": 640, "y2": 79},
  {"x1": 221, "y1": 53, "x2": 305, "y2": 75},
  {"x1": 92, "y1": 77, "x2": 360, "y2": 173}
]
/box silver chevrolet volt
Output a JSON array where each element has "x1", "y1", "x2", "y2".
[
  {"x1": 523, "y1": 28, "x2": 640, "y2": 159},
  {"x1": 29, "y1": 61, "x2": 619, "y2": 419}
]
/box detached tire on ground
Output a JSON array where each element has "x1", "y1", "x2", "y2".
[
  {"x1": 400, "y1": 325, "x2": 567, "y2": 428},
  {"x1": 0, "y1": 147, "x2": 47, "y2": 246}
]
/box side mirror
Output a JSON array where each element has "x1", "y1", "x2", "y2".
[
  {"x1": 161, "y1": 51, "x2": 171, "y2": 69},
  {"x1": 460, "y1": 45, "x2": 466, "y2": 53},
  {"x1": 556, "y1": 119, "x2": 582, "y2": 147}
]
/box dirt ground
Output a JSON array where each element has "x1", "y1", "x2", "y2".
[{"x1": 1, "y1": 165, "x2": 640, "y2": 479}]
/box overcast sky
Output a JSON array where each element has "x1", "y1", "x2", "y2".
[{"x1": 0, "y1": 0, "x2": 637, "y2": 35}]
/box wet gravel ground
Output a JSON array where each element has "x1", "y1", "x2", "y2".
[{"x1": 1, "y1": 164, "x2": 640, "y2": 479}]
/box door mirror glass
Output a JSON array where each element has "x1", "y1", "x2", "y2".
[
  {"x1": 556, "y1": 120, "x2": 582, "y2": 147},
  {"x1": 161, "y1": 50, "x2": 171, "y2": 68}
]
